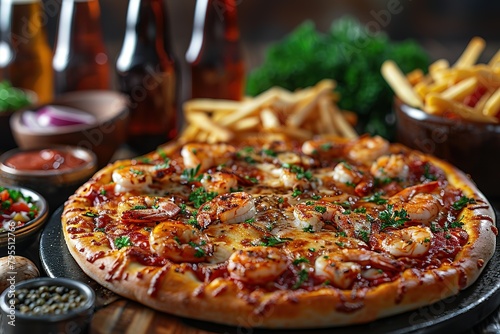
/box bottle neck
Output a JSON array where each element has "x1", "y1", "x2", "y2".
[
  {"x1": 53, "y1": 0, "x2": 106, "y2": 69},
  {"x1": 117, "y1": 0, "x2": 174, "y2": 71},
  {"x1": 0, "y1": 0, "x2": 14, "y2": 68},
  {"x1": 11, "y1": 0, "x2": 50, "y2": 50},
  {"x1": 186, "y1": 0, "x2": 241, "y2": 63}
]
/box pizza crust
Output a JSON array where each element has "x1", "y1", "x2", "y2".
[{"x1": 61, "y1": 139, "x2": 497, "y2": 329}]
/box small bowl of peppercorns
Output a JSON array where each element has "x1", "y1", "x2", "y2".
[{"x1": 0, "y1": 277, "x2": 95, "y2": 334}]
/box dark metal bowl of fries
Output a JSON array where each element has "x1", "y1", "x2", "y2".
[
  {"x1": 384, "y1": 37, "x2": 500, "y2": 198},
  {"x1": 395, "y1": 98, "x2": 500, "y2": 197}
]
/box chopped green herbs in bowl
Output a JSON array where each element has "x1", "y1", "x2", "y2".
[
  {"x1": 0, "y1": 81, "x2": 36, "y2": 152},
  {"x1": 0, "y1": 81, "x2": 31, "y2": 113}
]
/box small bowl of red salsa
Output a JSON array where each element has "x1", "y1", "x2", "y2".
[
  {"x1": 0, "y1": 146, "x2": 97, "y2": 212},
  {"x1": 0, "y1": 185, "x2": 48, "y2": 250}
]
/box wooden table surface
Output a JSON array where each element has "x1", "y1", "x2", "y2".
[{"x1": 87, "y1": 299, "x2": 500, "y2": 334}]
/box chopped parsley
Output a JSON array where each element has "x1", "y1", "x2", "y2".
[
  {"x1": 181, "y1": 164, "x2": 202, "y2": 182},
  {"x1": 357, "y1": 229, "x2": 370, "y2": 243},
  {"x1": 335, "y1": 231, "x2": 347, "y2": 237},
  {"x1": 244, "y1": 156, "x2": 256, "y2": 164},
  {"x1": 341, "y1": 161, "x2": 353, "y2": 170},
  {"x1": 99, "y1": 188, "x2": 107, "y2": 196},
  {"x1": 292, "y1": 189, "x2": 302, "y2": 198},
  {"x1": 379, "y1": 204, "x2": 410, "y2": 230},
  {"x1": 245, "y1": 217, "x2": 256, "y2": 224},
  {"x1": 278, "y1": 197, "x2": 284, "y2": 204},
  {"x1": 282, "y1": 163, "x2": 313, "y2": 180},
  {"x1": 335, "y1": 241, "x2": 345, "y2": 248},
  {"x1": 132, "y1": 205, "x2": 147, "y2": 210},
  {"x1": 94, "y1": 227, "x2": 105, "y2": 233},
  {"x1": 83, "y1": 211, "x2": 98, "y2": 218},
  {"x1": 129, "y1": 168, "x2": 144, "y2": 175},
  {"x1": 450, "y1": 215, "x2": 465, "y2": 228},
  {"x1": 320, "y1": 143, "x2": 332, "y2": 151},
  {"x1": 333, "y1": 201, "x2": 351, "y2": 209},
  {"x1": 244, "y1": 176, "x2": 259, "y2": 184},
  {"x1": 260, "y1": 236, "x2": 292, "y2": 247},
  {"x1": 302, "y1": 225, "x2": 315, "y2": 233},
  {"x1": 308, "y1": 247, "x2": 316, "y2": 252},
  {"x1": 114, "y1": 236, "x2": 133, "y2": 249},
  {"x1": 137, "y1": 156, "x2": 152, "y2": 164},
  {"x1": 311, "y1": 195, "x2": 322, "y2": 200},
  {"x1": 292, "y1": 269, "x2": 309, "y2": 290},
  {"x1": 353, "y1": 207, "x2": 366, "y2": 214},
  {"x1": 345, "y1": 181, "x2": 356, "y2": 188},
  {"x1": 423, "y1": 163, "x2": 437, "y2": 181},
  {"x1": 452, "y1": 196, "x2": 476, "y2": 211},
  {"x1": 189, "y1": 187, "x2": 218, "y2": 208},
  {"x1": 292, "y1": 257, "x2": 310, "y2": 265},
  {"x1": 156, "y1": 148, "x2": 170, "y2": 163},
  {"x1": 179, "y1": 203, "x2": 187, "y2": 215},
  {"x1": 187, "y1": 216, "x2": 201, "y2": 229},
  {"x1": 188, "y1": 241, "x2": 207, "y2": 258},
  {"x1": 362, "y1": 192, "x2": 388, "y2": 205},
  {"x1": 262, "y1": 148, "x2": 277, "y2": 157},
  {"x1": 314, "y1": 206, "x2": 326, "y2": 214}
]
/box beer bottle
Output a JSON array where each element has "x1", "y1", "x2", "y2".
[
  {"x1": 186, "y1": 0, "x2": 245, "y2": 101},
  {"x1": 8, "y1": 0, "x2": 53, "y2": 103},
  {"x1": 116, "y1": 0, "x2": 178, "y2": 154},
  {"x1": 0, "y1": 0, "x2": 14, "y2": 81},
  {"x1": 53, "y1": 0, "x2": 110, "y2": 95}
]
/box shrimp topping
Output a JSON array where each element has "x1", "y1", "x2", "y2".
[
  {"x1": 149, "y1": 220, "x2": 213, "y2": 262},
  {"x1": 370, "y1": 154, "x2": 409, "y2": 180},
  {"x1": 112, "y1": 165, "x2": 154, "y2": 193},
  {"x1": 315, "y1": 249, "x2": 403, "y2": 289},
  {"x1": 227, "y1": 246, "x2": 289, "y2": 284},
  {"x1": 301, "y1": 138, "x2": 345, "y2": 157},
  {"x1": 201, "y1": 171, "x2": 239, "y2": 195},
  {"x1": 292, "y1": 202, "x2": 342, "y2": 232},
  {"x1": 197, "y1": 192, "x2": 256, "y2": 228},
  {"x1": 389, "y1": 182, "x2": 442, "y2": 224},
  {"x1": 331, "y1": 162, "x2": 362, "y2": 185},
  {"x1": 181, "y1": 143, "x2": 235, "y2": 171},
  {"x1": 347, "y1": 136, "x2": 390, "y2": 165},
  {"x1": 119, "y1": 196, "x2": 180, "y2": 223},
  {"x1": 379, "y1": 226, "x2": 433, "y2": 258}
]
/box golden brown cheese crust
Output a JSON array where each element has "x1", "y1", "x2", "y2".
[{"x1": 62, "y1": 136, "x2": 496, "y2": 328}]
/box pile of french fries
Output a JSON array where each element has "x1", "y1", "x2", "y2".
[
  {"x1": 179, "y1": 79, "x2": 358, "y2": 144},
  {"x1": 382, "y1": 37, "x2": 500, "y2": 123}
]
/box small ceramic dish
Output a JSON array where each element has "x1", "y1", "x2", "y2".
[
  {"x1": 0, "y1": 146, "x2": 97, "y2": 212},
  {"x1": 0, "y1": 186, "x2": 48, "y2": 250},
  {"x1": 10, "y1": 90, "x2": 129, "y2": 167},
  {"x1": 0, "y1": 277, "x2": 95, "y2": 334},
  {"x1": 395, "y1": 98, "x2": 500, "y2": 198}
]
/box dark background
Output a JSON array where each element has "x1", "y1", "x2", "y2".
[{"x1": 41, "y1": 0, "x2": 500, "y2": 101}]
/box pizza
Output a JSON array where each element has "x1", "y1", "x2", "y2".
[{"x1": 61, "y1": 135, "x2": 496, "y2": 328}]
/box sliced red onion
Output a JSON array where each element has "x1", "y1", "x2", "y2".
[
  {"x1": 21, "y1": 105, "x2": 97, "y2": 131},
  {"x1": 35, "y1": 105, "x2": 96, "y2": 127}
]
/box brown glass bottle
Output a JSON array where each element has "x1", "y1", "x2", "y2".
[
  {"x1": 116, "y1": 0, "x2": 178, "y2": 154},
  {"x1": 0, "y1": 0, "x2": 14, "y2": 82},
  {"x1": 53, "y1": 0, "x2": 110, "y2": 95},
  {"x1": 186, "y1": 0, "x2": 245, "y2": 100},
  {"x1": 8, "y1": 0, "x2": 53, "y2": 103}
]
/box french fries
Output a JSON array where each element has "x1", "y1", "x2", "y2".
[
  {"x1": 180, "y1": 80, "x2": 358, "y2": 143},
  {"x1": 382, "y1": 37, "x2": 500, "y2": 123}
]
